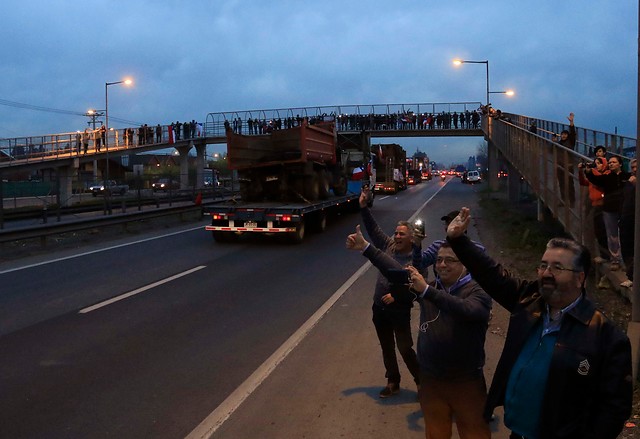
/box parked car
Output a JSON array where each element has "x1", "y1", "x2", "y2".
[
  {"x1": 152, "y1": 178, "x2": 180, "y2": 192},
  {"x1": 89, "y1": 180, "x2": 129, "y2": 197}
]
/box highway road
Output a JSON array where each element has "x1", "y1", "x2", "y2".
[{"x1": 0, "y1": 176, "x2": 487, "y2": 438}]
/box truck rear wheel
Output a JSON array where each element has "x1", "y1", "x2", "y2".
[
  {"x1": 309, "y1": 210, "x2": 327, "y2": 233},
  {"x1": 288, "y1": 221, "x2": 305, "y2": 243}
]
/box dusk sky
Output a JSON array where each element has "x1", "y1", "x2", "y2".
[{"x1": 0, "y1": 1, "x2": 636, "y2": 165}]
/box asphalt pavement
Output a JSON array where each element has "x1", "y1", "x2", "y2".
[{"x1": 186, "y1": 193, "x2": 512, "y2": 439}]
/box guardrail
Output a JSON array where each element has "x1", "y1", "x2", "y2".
[{"x1": 0, "y1": 202, "x2": 208, "y2": 246}]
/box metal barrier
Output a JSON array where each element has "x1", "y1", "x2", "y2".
[
  {"x1": 0, "y1": 123, "x2": 206, "y2": 168},
  {"x1": 204, "y1": 102, "x2": 483, "y2": 137},
  {"x1": 504, "y1": 113, "x2": 636, "y2": 159},
  {"x1": 487, "y1": 117, "x2": 599, "y2": 247}
]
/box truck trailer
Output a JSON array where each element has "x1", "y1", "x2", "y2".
[
  {"x1": 205, "y1": 118, "x2": 374, "y2": 243},
  {"x1": 373, "y1": 143, "x2": 406, "y2": 194}
]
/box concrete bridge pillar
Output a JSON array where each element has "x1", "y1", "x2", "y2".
[
  {"x1": 506, "y1": 161, "x2": 520, "y2": 203},
  {"x1": 57, "y1": 160, "x2": 79, "y2": 207},
  {"x1": 487, "y1": 139, "x2": 499, "y2": 191},
  {"x1": 176, "y1": 144, "x2": 193, "y2": 190},
  {"x1": 195, "y1": 144, "x2": 206, "y2": 189}
]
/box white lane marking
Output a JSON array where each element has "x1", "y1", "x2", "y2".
[
  {"x1": 0, "y1": 226, "x2": 204, "y2": 275},
  {"x1": 184, "y1": 262, "x2": 372, "y2": 439},
  {"x1": 78, "y1": 265, "x2": 206, "y2": 314},
  {"x1": 408, "y1": 183, "x2": 447, "y2": 222},
  {"x1": 185, "y1": 183, "x2": 445, "y2": 439}
]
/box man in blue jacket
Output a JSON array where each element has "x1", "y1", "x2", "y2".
[{"x1": 446, "y1": 207, "x2": 632, "y2": 439}]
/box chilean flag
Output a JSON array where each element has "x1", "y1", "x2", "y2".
[
  {"x1": 352, "y1": 166, "x2": 365, "y2": 180},
  {"x1": 168, "y1": 125, "x2": 176, "y2": 144}
]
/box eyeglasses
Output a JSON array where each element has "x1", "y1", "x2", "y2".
[
  {"x1": 436, "y1": 256, "x2": 460, "y2": 265},
  {"x1": 537, "y1": 262, "x2": 580, "y2": 275}
]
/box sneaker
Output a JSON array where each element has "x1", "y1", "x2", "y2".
[
  {"x1": 598, "y1": 276, "x2": 611, "y2": 289},
  {"x1": 379, "y1": 383, "x2": 400, "y2": 398},
  {"x1": 621, "y1": 280, "x2": 633, "y2": 288}
]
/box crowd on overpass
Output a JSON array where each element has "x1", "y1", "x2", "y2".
[
  {"x1": 224, "y1": 109, "x2": 484, "y2": 136},
  {"x1": 2, "y1": 119, "x2": 203, "y2": 162}
]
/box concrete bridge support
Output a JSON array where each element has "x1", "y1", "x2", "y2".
[
  {"x1": 176, "y1": 144, "x2": 193, "y2": 190},
  {"x1": 56, "y1": 160, "x2": 78, "y2": 207},
  {"x1": 487, "y1": 139, "x2": 499, "y2": 191},
  {"x1": 195, "y1": 144, "x2": 206, "y2": 189},
  {"x1": 505, "y1": 161, "x2": 521, "y2": 203}
]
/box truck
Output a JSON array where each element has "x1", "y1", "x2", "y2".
[
  {"x1": 224, "y1": 119, "x2": 347, "y2": 202},
  {"x1": 373, "y1": 143, "x2": 406, "y2": 194},
  {"x1": 204, "y1": 119, "x2": 374, "y2": 243},
  {"x1": 89, "y1": 180, "x2": 129, "y2": 197}
]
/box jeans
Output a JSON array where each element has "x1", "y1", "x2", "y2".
[
  {"x1": 602, "y1": 211, "x2": 622, "y2": 264},
  {"x1": 372, "y1": 304, "x2": 420, "y2": 385}
]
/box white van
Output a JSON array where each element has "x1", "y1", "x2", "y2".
[{"x1": 465, "y1": 171, "x2": 482, "y2": 184}]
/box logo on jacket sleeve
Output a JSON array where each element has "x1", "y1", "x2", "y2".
[{"x1": 577, "y1": 359, "x2": 590, "y2": 376}]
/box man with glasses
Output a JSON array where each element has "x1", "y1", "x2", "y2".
[
  {"x1": 346, "y1": 226, "x2": 492, "y2": 439},
  {"x1": 445, "y1": 207, "x2": 632, "y2": 439}
]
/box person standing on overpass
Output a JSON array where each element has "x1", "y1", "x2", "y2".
[
  {"x1": 551, "y1": 112, "x2": 577, "y2": 207},
  {"x1": 446, "y1": 208, "x2": 632, "y2": 439}
]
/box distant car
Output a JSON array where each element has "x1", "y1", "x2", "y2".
[
  {"x1": 152, "y1": 178, "x2": 180, "y2": 192},
  {"x1": 465, "y1": 170, "x2": 482, "y2": 184},
  {"x1": 89, "y1": 180, "x2": 129, "y2": 197},
  {"x1": 497, "y1": 170, "x2": 508, "y2": 179}
]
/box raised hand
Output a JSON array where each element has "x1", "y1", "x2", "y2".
[
  {"x1": 346, "y1": 224, "x2": 369, "y2": 251},
  {"x1": 446, "y1": 207, "x2": 471, "y2": 238}
]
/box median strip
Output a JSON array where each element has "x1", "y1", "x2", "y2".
[{"x1": 78, "y1": 265, "x2": 206, "y2": 314}]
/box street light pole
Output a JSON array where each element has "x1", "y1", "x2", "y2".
[
  {"x1": 104, "y1": 79, "x2": 132, "y2": 215},
  {"x1": 453, "y1": 59, "x2": 490, "y2": 108}
]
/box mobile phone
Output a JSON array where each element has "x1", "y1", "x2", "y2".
[{"x1": 387, "y1": 269, "x2": 410, "y2": 284}]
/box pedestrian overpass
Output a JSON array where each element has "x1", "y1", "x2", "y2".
[{"x1": 0, "y1": 100, "x2": 636, "y2": 253}]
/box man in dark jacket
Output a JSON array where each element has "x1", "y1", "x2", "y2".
[
  {"x1": 445, "y1": 207, "x2": 632, "y2": 439},
  {"x1": 356, "y1": 188, "x2": 420, "y2": 398},
  {"x1": 347, "y1": 224, "x2": 492, "y2": 438}
]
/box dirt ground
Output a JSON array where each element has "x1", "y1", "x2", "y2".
[{"x1": 475, "y1": 194, "x2": 640, "y2": 438}]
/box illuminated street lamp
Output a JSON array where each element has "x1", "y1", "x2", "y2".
[
  {"x1": 489, "y1": 90, "x2": 515, "y2": 97},
  {"x1": 104, "y1": 78, "x2": 133, "y2": 214},
  {"x1": 453, "y1": 59, "x2": 490, "y2": 107},
  {"x1": 84, "y1": 109, "x2": 104, "y2": 129}
]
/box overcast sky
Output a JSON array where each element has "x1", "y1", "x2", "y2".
[{"x1": 0, "y1": 0, "x2": 636, "y2": 165}]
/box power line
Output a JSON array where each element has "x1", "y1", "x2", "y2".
[{"x1": 0, "y1": 98, "x2": 144, "y2": 127}]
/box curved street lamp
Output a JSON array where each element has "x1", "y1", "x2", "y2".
[
  {"x1": 104, "y1": 78, "x2": 133, "y2": 214},
  {"x1": 453, "y1": 59, "x2": 489, "y2": 107}
]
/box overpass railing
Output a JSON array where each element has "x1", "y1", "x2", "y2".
[
  {"x1": 504, "y1": 112, "x2": 636, "y2": 159},
  {"x1": 0, "y1": 123, "x2": 208, "y2": 169},
  {"x1": 204, "y1": 102, "x2": 483, "y2": 137},
  {"x1": 487, "y1": 116, "x2": 634, "y2": 251}
]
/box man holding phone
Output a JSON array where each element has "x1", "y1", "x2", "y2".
[
  {"x1": 353, "y1": 187, "x2": 421, "y2": 398},
  {"x1": 347, "y1": 226, "x2": 492, "y2": 438}
]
